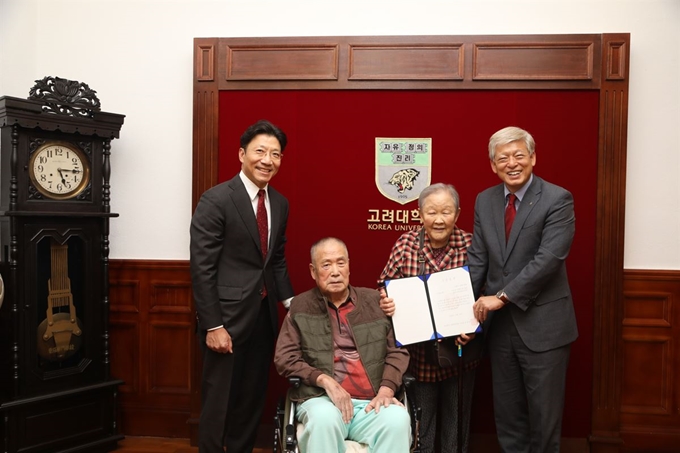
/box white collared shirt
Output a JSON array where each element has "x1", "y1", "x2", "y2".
[
  {"x1": 504, "y1": 173, "x2": 534, "y2": 209},
  {"x1": 239, "y1": 171, "x2": 271, "y2": 243}
]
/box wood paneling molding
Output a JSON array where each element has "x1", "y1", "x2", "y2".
[
  {"x1": 149, "y1": 322, "x2": 193, "y2": 394},
  {"x1": 349, "y1": 44, "x2": 464, "y2": 80},
  {"x1": 226, "y1": 44, "x2": 339, "y2": 81},
  {"x1": 206, "y1": 35, "x2": 604, "y2": 92},
  {"x1": 110, "y1": 281, "x2": 140, "y2": 313},
  {"x1": 623, "y1": 292, "x2": 671, "y2": 327},
  {"x1": 621, "y1": 336, "x2": 671, "y2": 415},
  {"x1": 473, "y1": 42, "x2": 594, "y2": 80},
  {"x1": 196, "y1": 44, "x2": 214, "y2": 81},
  {"x1": 606, "y1": 41, "x2": 627, "y2": 81},
  {"x1": 109, "y1": 321, "x2": 139, "y2": 394},
  {"x1": 149, "y1": 281, "x2": 193, "y2": 314}
]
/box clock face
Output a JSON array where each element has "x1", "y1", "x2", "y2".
[{"x1": 29, "y1": 142, "x2": 91, "y2": 200}]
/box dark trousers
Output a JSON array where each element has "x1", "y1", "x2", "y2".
[
  {"x1": 488, "y1": 307, "x2": 571, "y2": 453},
  {"x1": 198, "y1": 299, "x2": 274, "y2": 453},
  {"x1": 412, "y1": 371, "x2": 476, "y2": 453}
]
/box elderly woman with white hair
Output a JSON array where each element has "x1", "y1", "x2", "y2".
[{"x1": 378, "y1": 183, "x2": 483, "y2": 453}]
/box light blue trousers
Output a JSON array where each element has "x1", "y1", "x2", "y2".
[{"x1": 296, "y1": 395, "x2": 411, "y2": 453}]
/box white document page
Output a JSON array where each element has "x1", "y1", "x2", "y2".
[
  {"x1": 426, "y1": 267, "x2": 479, "y2": 337},
  {"x1": 384, "y1": 275, "x2": 434, "y2": 346}
]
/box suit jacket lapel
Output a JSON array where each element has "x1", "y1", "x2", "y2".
[
  {"x1": 267, "y1": 188, "x2": 283, "y2": 265},
  {"x1": 228, "y1": 177, "x2": 263, "y2": 257},
  {"x1": 505, "y1": 177, "x2": 542, "y2": 260},
  {"x1": 490, "y1": 185, "x2": 507, "y2": 257}
]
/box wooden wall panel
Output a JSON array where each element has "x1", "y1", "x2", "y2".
[
  {"x1": 621, "y1": 337, "x2": 670, "y2": 414},
  {"x1": 349, "y1": 44, "x2": 464, "y2": 80},
  {"x1": 109, "y1": 260, "x2": 193, "y2": 438},
  {"x1": 150, "y1": 281, "x2": 193, "y2": 314},
  {"x1": 620, "y1": 270, "x2": 680, "y2": 452},
  {"x1": 109, "y1": 322, "x2": 139, "y2": 394},
  {"x1": 149, "y1": 322, "x2": 193, "y2": 394},
  {"x1": 472, "y1": 42, "x2": 594, "y2": 80},
  {"x1": 226, "y1": 44, "x2": 339, "y2": 80}
]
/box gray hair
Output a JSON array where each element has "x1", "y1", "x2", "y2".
[
  {"x1": 418, "y1": 183, "x2": 460, "y2": 211},
  {"x1": 488, "y1": 126, "x2": 535, "y2": 160},
  {"x1": 310, "y1": 237, "x2": 348, "y2": 264}
]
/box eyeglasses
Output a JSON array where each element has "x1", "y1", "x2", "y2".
[
  {"x1": 495, "y1": 152, "x2": 529, "y2": 164},
  {"x1": 253, "y1": 148, "x2": 282, "y2": 161}
]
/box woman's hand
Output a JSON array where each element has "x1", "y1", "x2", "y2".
[
  {"x1": 378, "y1": 287, "x2": 395, "y2": 317},
  {"x1": 456, "y1": 332, "x2": 475, "y2": 346}
]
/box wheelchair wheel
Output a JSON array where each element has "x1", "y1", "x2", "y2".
[{"x1": 273, "y1": 390, "x2": 298, "y2": 453}]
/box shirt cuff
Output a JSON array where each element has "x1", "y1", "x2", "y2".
[{"x1": 282, "y1": 297, "x2": 293, "y2": 309}]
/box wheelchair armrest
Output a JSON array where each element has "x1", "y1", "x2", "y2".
[
  {"x1": 288, "y1": 376, "x2": 301, "y2": 388},
  {"x1": 403, "y1": 372, "x2": 415, "y2": 388}
]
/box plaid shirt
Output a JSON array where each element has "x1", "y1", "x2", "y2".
[{"x1": 379, "y1": 226, "x2": 478, "y2": 382}]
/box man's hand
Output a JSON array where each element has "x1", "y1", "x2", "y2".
[
  {"x1": 379, "y1": 288, "x2": 395, "y2": 317},
  {"x1": 473, "y1": 295, "x2": 505, "y2": 323},
  {"x1": 206, "y1": 327, "x2": 233, "y2": 353},
  {"x1": 316, "y1": 374, "x2": 353, "y2": 423},
  {"x1": 365, "y1": 386, "x2": 402, "y2": 414}
]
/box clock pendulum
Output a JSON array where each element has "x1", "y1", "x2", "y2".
[{"x1": 36, "y1": 239, "x2": 83, "y2": 361}]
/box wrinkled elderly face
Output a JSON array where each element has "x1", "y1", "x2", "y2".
[
  {"x1": 309, "y1": 240, "x2": 350, "y2": 300},
  {"x1": 239, "y1": 134, "x2": 282, "y2": 189},
  {"x1": 491, "y1": 140, "x2": 536, "y2": 193},
  {"x1": 419, "y1": 190, "x2": 460, "y2": 249}
]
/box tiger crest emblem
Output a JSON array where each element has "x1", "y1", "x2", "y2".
[
  {"x1": 375, "y1": 138, "x2": 431, "y2": 205},
  {"x1": 388, "y1": 169, "x2": 420, "y2": 194}
]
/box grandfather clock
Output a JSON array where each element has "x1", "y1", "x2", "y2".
[{"x1": 0, "y1": 77, "x2": 125, "y2": 453}]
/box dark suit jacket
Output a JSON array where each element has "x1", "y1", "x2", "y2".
[
  {"x1": 190, "y1": 174, "x2": 294, "y2": 344},
  {"x1": 467, "y1": 175, "x2": 578, "y2": 352}
]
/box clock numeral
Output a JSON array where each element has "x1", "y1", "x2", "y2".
[
  {"x1": 40, "y1": 174, "x2": 47, "y2": 182},
  {"x1": 37, "y1": 165, "x2": 44, "y2": 173},
  {"x1": 56, "y1": 181, "x2": 71, "y2": 192}
]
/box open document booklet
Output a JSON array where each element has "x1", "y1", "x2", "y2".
[{"x1": 384, "y1": 266, "x2": 481, "y2": 347}]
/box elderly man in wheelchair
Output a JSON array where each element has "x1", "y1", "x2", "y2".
[{"x1": 274, "y1": 237, "x2": 414, "y2": 453}]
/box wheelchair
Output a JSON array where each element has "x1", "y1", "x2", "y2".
[{"x1": 273, "y1": 375, "x2": 421, "y2": 453}]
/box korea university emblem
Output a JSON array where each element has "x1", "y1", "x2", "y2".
[{"x1": 375, "y1": 138, "x2": 431, "y2": 205}]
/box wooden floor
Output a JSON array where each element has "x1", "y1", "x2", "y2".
[
  {"x1": 114, "y1": 437, "x2": 270, "y2": 453},
  {"x1": 114, "y1": 434, "x2": 589, "y2": 453}
]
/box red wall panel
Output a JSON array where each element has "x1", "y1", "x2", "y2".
[{"x1": 218, "y1": 89, "x2": 598, "y2": 437}]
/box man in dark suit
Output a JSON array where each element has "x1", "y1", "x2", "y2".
[
  {"x1": 467, "y1": 126, "x2": 578, "y2": 453},
  {"x1": 190, "y1": 119, "x2": 295, "y2": 453}
]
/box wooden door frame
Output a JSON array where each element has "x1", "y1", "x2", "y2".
[{"x1": 191, "y1": 34, "x2": 630, "y2": 453}]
